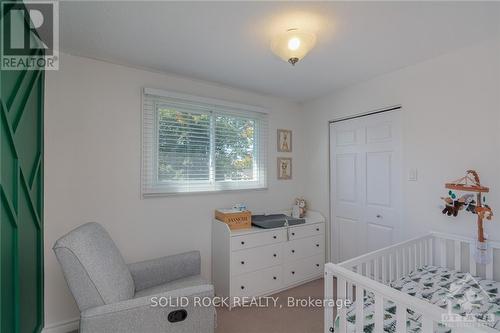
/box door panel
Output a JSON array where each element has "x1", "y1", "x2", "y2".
[
  {"x1": 338, "y1": 217, "x2": 363, "y2": 260},
  {"x1": 366, "y1": 223, "x2": 393, "y2": 252},
  {"x1": 1, "y1": 205, "x2": 17, "y2": 332},
  {"x1": 366, "y1": 151, "x2": 392, "y2": 207},
  {"x1": 335, "y1": 154, "x2": 357, "y2": 203},
  {"x1": 335, "y1": 129, "x2": 357, "y2": 146},
  {"x1": 1, "y1": 3, "x2": 45, "y2": 332},
  {"x1": 19, "y1": 181, "x2": 43, "y2": 333},
  {"x1": 330, "y1": 110, "x2": 401, "y2": 263},
  {"x1": 366, "y1": 122, "x2": 392, "y2": 143}
]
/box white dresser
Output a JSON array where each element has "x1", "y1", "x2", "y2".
[{"x1": 211, "y1": 211, "x2": 325, "y2": 304}]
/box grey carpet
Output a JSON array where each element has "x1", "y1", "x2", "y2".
[
  {"x1": 216, "y1": 278, "x2": 324, "y2": 333},
  {"x1": 66, "y1": 278, "x2": 326, "y2": 333}
]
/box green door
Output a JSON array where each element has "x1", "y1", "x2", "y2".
[{"x1": 1, "y1": 2, "x2": 45, "y2": 332}]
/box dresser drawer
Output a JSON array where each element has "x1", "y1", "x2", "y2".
[
  {"x1": 231, "y1": 266, "x2": 283, "y2": 298},
  {"x1": 231, "y1": 230, "x2": 285, "y2": 251},
  {"x1": 231, "y1": 243, "x2": 283, "y2": 276},
  {"x1": 284, "y1": 254, "x2": 324, "y2": 285},
  {"x1": 284, "y1": 235, "x2": 324, "y2": 262},
  {"x1": 289, "y1": 223, "x2": 324, "y2": 240}
]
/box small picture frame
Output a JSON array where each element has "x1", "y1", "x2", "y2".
[
  {"x1": 277, "y1": 157, "x2": 292, "y2": 180},
  {"x1": 277, "y1": 129, "x2": 292, "y2": 152}
]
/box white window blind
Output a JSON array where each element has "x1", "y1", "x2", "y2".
[{"x1": 142, "y1": 88, "x2": 268, "y2": 196}]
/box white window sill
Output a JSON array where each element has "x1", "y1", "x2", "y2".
[{"x1": 142, "y1": 186, "x2": 269, "y2": 198}]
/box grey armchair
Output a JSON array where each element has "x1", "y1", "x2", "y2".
[{"x1": 53, "y1": 222, "x2": 215, "y2": 333}]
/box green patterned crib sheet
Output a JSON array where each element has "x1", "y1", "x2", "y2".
[{"x1": 334, "y1": 265, "x2": 500, "y2": 332}]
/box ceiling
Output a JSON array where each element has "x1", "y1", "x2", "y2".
[{"x1": 60, "y1": 1, "x2": 500, "y2": 102}]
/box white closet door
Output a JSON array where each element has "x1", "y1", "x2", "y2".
[{"x1": 330, "y1": 110, "x2": 402, "y2": 263}]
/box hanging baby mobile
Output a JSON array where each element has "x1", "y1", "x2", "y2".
[{"x1": 441, "y1": 170, "x2": 493, "y2": 263}]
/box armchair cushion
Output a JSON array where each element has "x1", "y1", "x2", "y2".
[
  {"x1": 53, "y1": 222, "x2": 135, "y2": 310},
  {"x1": 53, "y1": 246, "x2": 106, "y2": 311}
]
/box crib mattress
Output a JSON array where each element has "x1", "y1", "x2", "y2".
[{"x1": 335, "y1": 265, "x2": 500, "y2": 332}]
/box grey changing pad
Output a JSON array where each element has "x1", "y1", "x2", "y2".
[{"x1": 251, "y1": 214, "x2": 305, "y2": 229}]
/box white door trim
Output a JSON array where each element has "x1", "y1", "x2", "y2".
[
  {"x1": 328, "y1": 105, "x2": 402, "y2": 264},
  {"x1": 328, "y1": 105, "x2": 402, "y2": 124}
]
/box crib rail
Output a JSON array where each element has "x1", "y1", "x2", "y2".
[
  {"x1": 324, "y1": 232, "x2": 500, "y2": 333},
  {"x1": 431, "y1": 232, "x2": 500, "y2": 279},
  {"x1": 325, "y1": 263, "x2": 445, "y2": 333},
  {"x1": 339, "y1": 234, "x2": 435, "y2": 283}
]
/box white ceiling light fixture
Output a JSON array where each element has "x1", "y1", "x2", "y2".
[{"x1": 271, "y1": 28, "x2": 317, "y2": 66}]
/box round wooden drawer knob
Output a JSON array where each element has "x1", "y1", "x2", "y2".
[
  {"x1": 273, "y1": 254, "x2": 277, "y2": 257},
  {"x1": 241, "y1": 241, "x2": 245, "y2": 245},
  {"x1": 316, "y1": 228, "x2": 320, "y2": 231},
  {"x1": 291, "y1": 250, "x2": 295, "y2": 253},
  {"x1": 273, "y1": 276, "x2": 277, "y2": 280},
  {"x1": 241, "y1": 286, "x2": 245, "y2": 290},
  {"x1": 241, "y1": 261, "x2": 245, "y2": 265},
  {"x1": 316, "y1": 264, "x2": 320, "y2": 267},
  {"x1": 292, "y1": 232, "x2": 295, "y2": 236},
  {"x1": 273, "y1": 235, "x2": 277, "y2": 239},
  {"x1": 316, "y1": 244, "x2": 320, "y2": 247},
  {"x1": 291, "y1": 271, "x2": 295, "y2": 275}
]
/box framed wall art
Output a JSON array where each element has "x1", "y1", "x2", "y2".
[
  {"x1": 277, "y1": 129, "x2": 292, "y2": 152},
  {"x1": 277, "y1": 157, "x2": 292, "y2": 180}
]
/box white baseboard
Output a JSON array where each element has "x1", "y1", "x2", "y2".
[{"x1": 42, "y1": 318, "x2": 79, "y2": 333}]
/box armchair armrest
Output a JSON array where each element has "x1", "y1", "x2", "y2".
[
  {"x1": 80, "y1": 284, "x2": 215, "y2": 333},
  {"x1": 128, "y1": 251, "x2": 201, "y2": 291}
]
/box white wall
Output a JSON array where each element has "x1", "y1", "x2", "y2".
[
  {"x1": 44, "y1": 53, "x2": 306, "y2": 329},
  {"x1": 302, "y1": 38, "x2": 500, "y2": 262}
]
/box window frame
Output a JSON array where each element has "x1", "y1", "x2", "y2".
[{"x1": 142, "y1": 88, "x2": 268, "y2": 197}]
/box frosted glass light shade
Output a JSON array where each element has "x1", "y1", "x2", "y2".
[{"x1": 271, "y1": 29, "x2": 316, "y2": 65}]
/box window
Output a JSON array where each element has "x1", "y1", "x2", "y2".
[{"x1": 142, "y1": 88, "x2": 268, "y2": 195}]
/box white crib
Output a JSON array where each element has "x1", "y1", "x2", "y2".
[{"x1": 324, "y1": 232, "x2": 500, "y2": 333}]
